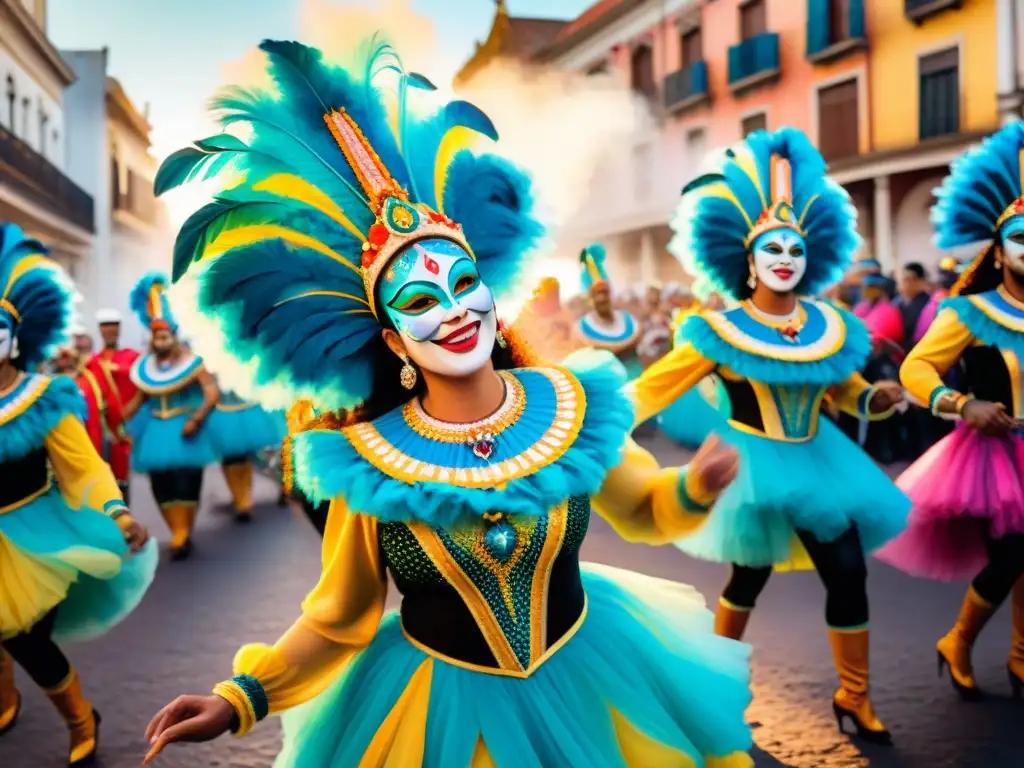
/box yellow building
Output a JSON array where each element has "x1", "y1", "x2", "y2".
[{"x1": 828, "y1": 0, "x2": 1001, "y2": 275}]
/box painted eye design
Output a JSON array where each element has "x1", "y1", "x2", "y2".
[
  {"x1": 396, "y1": 295, "x2": 439, "y2": 315},
  {"x1": 763, "y1": 243, "x2": 784, "y2": 255},
  {"x1": 1010, "y1": 232, "x2": 1024, "y2": 244},
  {"x1": 790, "y1": 246, "x2": 805, "y2": 257},
  {"x1": 454, "y1": 273, "x2": 477, "y2": 294}
]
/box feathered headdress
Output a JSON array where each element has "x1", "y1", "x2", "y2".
[
  {"x1": 933, "y1": 122, "x2": 1024, "y2": 296},
  {"x1": 669, "y1": 127, "x2": 861, "y2": 301},
  {"x1": 159, "y1": 38, "x2": 544, "y2": 411},
  {"x1": 0, "y1": 223, "x2": 75, "y2": 369},
  {"x1": 130, "y1": 272, "x2": 177, "y2": 333},
  {"x1": 579, "y1": 243, "x2": 609, "y2": 294}
]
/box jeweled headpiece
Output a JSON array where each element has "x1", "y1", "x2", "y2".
[
  {"x1": 159, "y1": 38, "x2": 544, "y2": 411},
  {"x1": 932, "y1": 122, "x2": 1024, "y2": 295},
  {"x1": 0, "y1": 223, "x2": 75, "y2": 368},
  {"x1": 669, "y1": 127, "x2": 860, "y2": 301}
]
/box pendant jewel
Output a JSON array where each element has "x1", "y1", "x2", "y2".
[
  {"x1": 467, "y1": 431, "x2": 496, "y2": 461},
  {"x1": 483, "y1": 518, "x2": 517, "y2": 560},
  {"x1": 778, "y1": 326, "x2": 800, "y2": 343}
]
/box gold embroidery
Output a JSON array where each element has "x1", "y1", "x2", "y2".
[
  {"x1": 403, "y1": 371, "x2": 527, "y2": 443},
  {"x1": 0, "y1": 375, "x2": 48, "y2": 426},
  {"x1": 702, "y1": 301, "x2": 847, "y2": 361},
  {"x1": 448, "y1": 517, "x2": 533, "y2": 620},
  {"x1": 530, "y1": 501, "x2": 567, "y2": 665}
]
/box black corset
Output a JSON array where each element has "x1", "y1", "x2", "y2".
[
  {"x1": 0, "y1": 449, "x2": 49, "y2": 508},
  {"x1": 961, "y1": 346, "x2": 1014, "y2": 410}
]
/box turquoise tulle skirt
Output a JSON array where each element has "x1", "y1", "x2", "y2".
[
  {"x1": 208, "y1": 404, "x2": 286, "y2": 459},
  {"x1": 0, "y1": 487, "x2": 158, "y2": 642},
  {"x1": 658, "y1": 378, "x2": 730, "y2": 450},
  {"x1": 129, "y1": 408, "x2": 218, "y2": 473},
  {"x1": 276, "y1": 565, "x2": 752, "y2": 768},
  {"x1": 676, "y1": 417, "x2": 910, "y2": 568}
]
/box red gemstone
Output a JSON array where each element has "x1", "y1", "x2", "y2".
[
  {"x1": 781, "y1": 326, "x2": 798, "y2": 338},
  {"x1": 428, "y1": 211, "x2": 446, "y2": 223},
  {"x1": 472, "y1": 440, "x2": 494, "y2": 460},
  {"x1": 369, "y1": 223, "x2": 390, "y2": 246},
  {"x1": 361, "y1": 250, "x2": 377, "y2": 268},
  {"x1": 424, "y1": 255, "x2": 440, "y2": 275}
]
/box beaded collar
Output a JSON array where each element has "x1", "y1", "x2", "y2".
[{"x1": 130, "y1": 352, "x2": 203, "y2": 396}]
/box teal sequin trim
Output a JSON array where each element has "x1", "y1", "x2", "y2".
[
  {"x1": 677, "y1": 468, "x2": 711, "y2": 513},
  {"x1": 231, "y1": 674, "x2": 269, "y2": 722}
]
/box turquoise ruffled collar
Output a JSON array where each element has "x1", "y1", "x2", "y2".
[
  {"x1": 291, "y1": 350, "x2": 634, "y2": 526},
  {"x1": 679, "y1": 299, "x2": 870, "y2": 385},
  {"x1": 130, "y1": 353, "x2": 202, "y2": 395},
  {"x1": 578, "y1": 310, "x2": 639, "y2": 345},
  {"x1": 945, "y1": 288, "x2": 1024, "y2": 357},
  {"x1": 0, "y1": 375, "x2": 84, "y2": 462}
]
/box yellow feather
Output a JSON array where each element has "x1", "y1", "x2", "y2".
[
  {"x1": 200, "y1": 225, "x2": 362, "y2": 275},
  {"x1": 731, "y1": 148, "x2": 768, "y2": 211},
  {"x1": 252, "y1": 174, "x2": 367, "y2": 242},
  {"x1": 2, "y1": 254, "x2": 51, "y2": 298},
  {"x1": 434, "y1": 125, "x2": 479, "y2": 213},
  {"x1": 703, "y1": 182, "x2": 755, "y2": 230}
]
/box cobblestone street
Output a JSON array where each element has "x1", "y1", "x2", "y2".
[{"x1": 1, "y1": 438, "x2": 1021, "y2": 767}]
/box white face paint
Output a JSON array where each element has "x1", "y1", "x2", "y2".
[
  {"x1": 1000, "y1": 218, "x2": 1024, "y2": 277},
  {"x1": 751, "y1": 229, "x2": 808, "y2": 294},
  {"x1": 380, "y1": 239, "x2": 498, "y2": 379},
  {"x1": 0, "y1": 326, "x2": 12, "y2": 363}
]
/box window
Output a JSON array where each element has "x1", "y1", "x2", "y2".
[
  {"x1": 919, "y1": 47, "x2": 959, "y2": 140},
  {"x1": 739, "y1": 0, "x2": 767, "y2": 41},
  {"x1": 686, "y1": 127, "x2": 708, "y2": 165},
  {"x1": 681, "y1": 28, "x2": 702, "y2": 67},
  {"x1": 630, "y1": 44, "x2": 656, "y2": 98},
  {"x1": 633, "y1": 142, "x2": 653, "y2": 200},
  {"x1": 741, "y1": 112, "x2": 767, "y2": 137},
  {"x1": 817, "y1": 79, "x2": 859, "y2": 161},
  {"x1": 827, "y1": 0, "x2": 850, "y2": 43}
]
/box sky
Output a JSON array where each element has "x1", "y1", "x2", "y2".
[{"x1": 47, "y1": 0, "x2": 594, "y2": 162}]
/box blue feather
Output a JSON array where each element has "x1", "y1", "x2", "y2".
[{"x1": 130, "y1": 272, "x2": 176, "y2": 332}]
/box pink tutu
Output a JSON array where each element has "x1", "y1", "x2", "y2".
[{"x1": 876, "y1": 423, "x2": 1024, "y2": 581}]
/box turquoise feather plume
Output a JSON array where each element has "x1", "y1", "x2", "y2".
[
  {"x1": 129, "y1": 272, "x2": 177, "y2": 332},
  {"x1": 160, "y1": 37, "x2": 544, "y2": 412}
]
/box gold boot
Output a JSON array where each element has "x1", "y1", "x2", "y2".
[
  {"x1": 223, "y1": 462, "x2": 254, "y2": 519},
  {"x1": 0, "y1": 649, "x2": 20, "y2": 735},
  {"x1": 936, "y1": 586, "x2": 994, "y2": 700},
  {"x1": 714, "y1": 598, "x2": 752, "y2": 641},
  {"x1": 45, "y1": 669, "x2": 100, "y2": 766},
  {"x1": 1010, "y1": 577, "x2": 1024, "y2": 699},
  {"x1": 829, "y1": 627, "x2": 892, "y2": 745},
  {"x1": 161, "y1": 502, "x2": 197, "y2": 560}
]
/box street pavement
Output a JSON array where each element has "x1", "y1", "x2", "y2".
[{"x1": 1, "y1": 436, "x2": 1022, "y2": 767}]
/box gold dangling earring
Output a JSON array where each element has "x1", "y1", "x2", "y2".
[
  {"x1": 747, "y1": 260, "x2": 758, "y2": 290},
  {"x1": 399, "y1": 355, "x2": 417, "y2": 390},
  {"x1": 496, "y1": 326, "x2": 508, "y2": 349}
]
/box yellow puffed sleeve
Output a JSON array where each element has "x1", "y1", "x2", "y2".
[
  {"x1": 628, "y1": 341, "x2": 716, "y2": 426},
  {"x1": 215, "y1": 498, "x2": 386, "y2": 732},
  {"x1": 592, "y1": 437, "x2": 714, "y2": 545},
  {"x1": 900, "y1": 307, "x2": 975, "y2": 413},
  {"x1": 45, "y1": 414, "x2": 126, "y2": 517},
  {"x1": 826, "y1": 372, "x2": 893, "y2": 421}
]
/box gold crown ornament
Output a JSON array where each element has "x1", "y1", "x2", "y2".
[
  {"x1": 324, "y1": 109, "x2": 475, "y2": 319},
  {"x1": 743, "y1": 154, "x2": 805, "y2": 248}
]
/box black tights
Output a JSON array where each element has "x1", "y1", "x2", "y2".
[
  {"x1": 2, "y1": 609, "x2": 71, "y2": 689},
  {"x1": 972, "y1": 531, "x2": 1024, "y2": 606},
  {"x1": 722, "y1": 526, "x2": 869, "y2": 628}
]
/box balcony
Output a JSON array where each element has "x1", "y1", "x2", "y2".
[
  {"x1": 904, "y1": 0, "x2": 963, "y2": 24},
  {"x1": 663, "y1": 61, "x2": 709, "y2": 113},
  {"x1": 806, "y1": 0, "x2": 867, "y2": 65},
  {"x1": 0, "y1": 124, "x2": 94, "y2": 233},
  {"x1": 728, "y1": 33, "x2": 780, "y2": 96},
  {"x1": 112, "y1": 169, "x2": 159, "y2": 227}
]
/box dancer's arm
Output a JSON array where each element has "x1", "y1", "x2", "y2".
[
  {"x1": 827, "y1": 373, "x2": 902, "y2": 421},
  {"x1": 45, "y1": 414, "x2": 129, "y2": 520},
  {"x1": 123, "y1": 390, "x2": 146, "y2": 421},
  {"x1": 627, "y1": 341, "x2": 716, "y2": 425},
  {"x1": 899, "y1": 308, "x2": 975, "y2": 415},
  {"x1": 188, "y1": 365, "x2": 221, "y2": 429},
  {"x1": 212, "y1": 498, "x2": 387, "y2": 733},
  {"x1": 592, "y1": 434, "x2": 736, "y2": 545}
]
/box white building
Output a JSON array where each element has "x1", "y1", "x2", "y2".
[
  {"x1": 998, "y1": 0, "x2": 1024, "y2": 124},
  {"x1": 0, "y1": 0, "x2": 93, "y2": 275},
  {"x1": 62, "y1": 49, "x2": 172, "y2": 348}
]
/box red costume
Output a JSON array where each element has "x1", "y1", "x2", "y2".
[
  {"x1": 84, "y1": 347, "x2": 140, "y2": 484},
  {"x1": 75, "y1": 368, "x2": 106, "y2": 453}
]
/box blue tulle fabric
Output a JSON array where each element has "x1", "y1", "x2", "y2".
[
  {"x1": 676, "y1": 417, "x2": 910, "y2": 566},
  {"x1": 129, "y1": 391, "x2": 218, "y2": 472},
  {"x1": 207, "y1": 396, "x2": 287, "y2": 459},
  {"x1": 276, "y1": 566, "x2": 752, "y2": 768},
  {"x1": 658, "y1": 379, "x2": 730, "y2": 450}
]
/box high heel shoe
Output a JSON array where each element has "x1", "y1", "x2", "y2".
[
  {"x1": 937, "y1": 648, "x2": 984, "y2": 701},
  {"x1": 832, "y1": 699, "x2": 892, "y2": 745}
]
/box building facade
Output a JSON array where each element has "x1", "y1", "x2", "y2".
[
  {"x1": 0, "y1": 0, "x2": 93, "y2": 276},
  {"x1": 62, "y1": 49, "x2": 171, "y2": 347}
]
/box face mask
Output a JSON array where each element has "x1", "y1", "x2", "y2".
[
  {"x1": 1000, "y1": 217, "x2": 1024, "y2": 277},
  {"x1": 380, "y1": 238, "x2": 497, "y2": 378},
  {"x1": 0, "y1": 326, "x2": 11, "y2": 362},
  {"x1": 751, "y1": 229, "x2": 808, "y2": 293}
]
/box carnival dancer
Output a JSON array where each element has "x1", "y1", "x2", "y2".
[
  {"x1": 123, "y1": 273, "x2": 220, "y2": 561},
  {"x1": 509, "y1": 276, "x2": 582, "y2": 363},
  {"x1": 632, "y1": 128, "x2": 911, "y2": 744},
  {"x1": 53, "y1": 344, "x2": 109, "y2": 456},
  {"x1": 876, "y1": 122, "x2": 1024, "y2": 700},
  {"x1": 0, "y1": 224, "x2": 156, "y2": 765},
  {"x1": 209, "y1": 390, "x2": 286, "y2": 521},
  {"x1": 85, "y1": 309, "x2": 139, "y2": 504},
  {"x1": 574, "y1": 243, "x2": 643, "y2": 378},
  {"x1": 142, "y1": 38, "x2": 753, "y2": 767}
]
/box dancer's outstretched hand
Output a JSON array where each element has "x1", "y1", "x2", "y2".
[
  {"x1": 144, "y1": 695, "x2": 234, "y2": 763},
  {"x1": 117, "y1": 515, "x2": 149, "y2": 553},
  {"x1": 691, "y1": 434, "x2": 739, "y2": 495},
  {"x1": 962, "y1": 400, "x2": 1014, "y2": 436}
]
